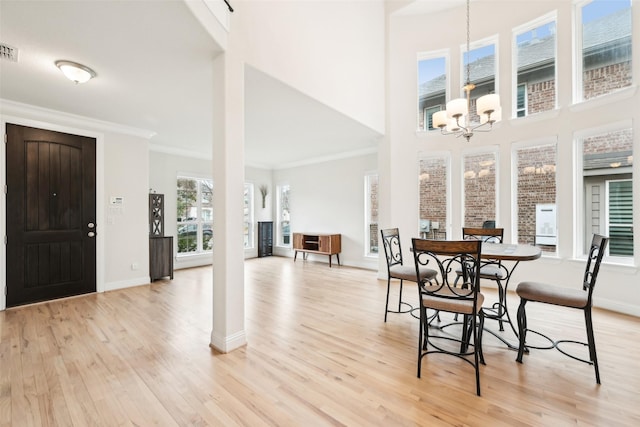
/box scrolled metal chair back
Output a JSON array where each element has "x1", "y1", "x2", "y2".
[
  {"x1": 412, "y1": 239, "x2": 482, "y2": 299},
  {"x1": 462, "y1": 227, "x2": 503, "y2": 244},
  {"x1": 583, "y1": 234, "x2": 608, "y2": 306},
  {"x1": 381, "y1": 228, "x2": 404, "y2": 269}
]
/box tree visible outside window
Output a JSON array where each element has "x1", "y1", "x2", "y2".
[
  {"x1": 463, "y1": 151, "x2": 497, "y2": 228},
  {"x1": 177, "y1": 177, "x2": 213, "y2": 254},
  {"x1": 277, "y1": 184, "x2": 291, "y2": 246},
  {"x1": 514, "y1": 142, "x2": 557, "y2": 254},
  {"x1": 365, "y1": 173, "x2": 378, "y2": 255},
  {"x1": 578, "y1": 0, "x2": 632, "y2": 101},
  {"x1": 514, "y1": 16, "x2": 556, "y2": 117},
  {"x1": 419, "y1": 156, "x2": 448, "y2": 239},
  {"x1": 417, "y1": 52, "x2": 447, "y2": 131},
  {"x1": 579, "y1": 126, "x2": 633, "y2": 257},
  {"x1": 244, "y1": 183, "x2": 254, "y2": 249}
]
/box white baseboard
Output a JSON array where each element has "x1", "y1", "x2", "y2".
[
  {"x1": 104, "y1": 276, "x2": 150, "y2": 292},
  {"x1": 210, "y1": 329, "x2": 247, "y2": 353}
]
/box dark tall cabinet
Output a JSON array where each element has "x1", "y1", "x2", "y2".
[
  {"x1": 258, "y1": 221, "x2": 273, "y2": 257},
  {"x1": 149, "y1": 193, "x2": 174, "y2": 281},
  {"x1": 150, "y1": 236, "x2": 174, "y2": 281}
]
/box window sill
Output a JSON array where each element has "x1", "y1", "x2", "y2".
[
  {"x1": 570, "y1": 85, "x2": 638, "y2": 113},
  {"x1": 571, "y1": 255, "x2": 636, "y2": 273},
  {"x1": 177, "y1": 251, "x2": 212, "y2": 259},
  {"x1": 509, "y1": 108, "x2": 560, "y2": 126}
]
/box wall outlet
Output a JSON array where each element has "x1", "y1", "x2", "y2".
[{"x1": 131, "y1": 262, "x2": 139, "y2": 271}]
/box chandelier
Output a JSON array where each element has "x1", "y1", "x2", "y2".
[{"x1": 432, "y1": 0, "x2": 501, "y2": 141}]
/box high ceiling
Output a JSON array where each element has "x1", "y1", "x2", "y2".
[
  {"x1": 0, "y1": 1, "x2": 218, "y2": 155},
  {"x1": 0, "y1": 0, "x2": 391, "y2": 169}
]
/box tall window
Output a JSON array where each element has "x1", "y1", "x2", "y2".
[
  {"x1": 277, "y1": 184, "x2": 291, "y2": 247},
  {"x1": 419, "y1": 155, "x2": 449, "y2": 240},
  {"x1": 578, "y1": 125, "x2": 633, "y2": 258},
  {"x1": 514, "y1": 141, "x2": 558, "y2": 254},
  {"x1": 577, "y1": 0, "x2": 632, "y2": 101},
  {"x1": 463, "y1": 151, "x2": 497, "y2": 228},
  {"x1": 364, "y1": 173, "x2": 379, "y2": 255},
  {"x1": 462, "y1": 38, "x2": 497, "y2": 122},
  {"x1": 177, "y1": 176, "x2": 213, "y2": 255},
  {"x1": 417, "y1": 51, "x2": 447, "y2": 131},
  {"x1": 514, "y1": 15, "x2": 557, "y2": 117},
  {"x1": 244, "y1": 183, "x2": 254, "y2": 249}
]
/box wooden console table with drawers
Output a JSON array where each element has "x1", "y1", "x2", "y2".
[{"x1": 293, "y1": 232, "x2": 341, "y2": 267}]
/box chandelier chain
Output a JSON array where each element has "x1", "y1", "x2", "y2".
[{"x1": 466, "y1": 0, "x2": 471, "y2": 85}]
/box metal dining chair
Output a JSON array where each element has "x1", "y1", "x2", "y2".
[
  {"x1": 515, "y1": 234, "x2": 609, "y2": 383},
  {"x1": 412, "y1": 238, "x2": 486, "y2": 396},
  {"x1": 380, "y1": 228, "x2": 438, "y2": 322},
  {"x1": 455, "y1": 227, "x2": 509, "y2": 330}
]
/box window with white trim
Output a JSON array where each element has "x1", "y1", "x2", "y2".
[
  {"x1": 177, "y1": 176, "x2": 213, "y2": 255},
  {"x1": 462, "y1": 37, "x2": 498, "y2": 123},
  {"x1": 513, "y1": 14, "x2": 557, "y2": 118},
  {"x1": 575, "y1": 0, "x2": 632, "y2": 102},
  {"x1": 277, "y1": 184, "x2": 291, "y2": 247},
  {"x1": 419, "y1": 155, "x2": 449, "y2": 240},
  {"x1": 513, "y1": 141, "x2": 558, "y2": 254},
  {"x1": 417, "y1": 51, "x2": 448, "y2": 131},
  {"x1": 462, "y1": 150, "x2": 497, "y2": 228},
  {"x1": 364, "y1": 173, "x2": 378, "y2": 256},
  {"x1": 244, "y1": 183, "x2": 254, "y2": 249},
  {"x1": 578, "y1": 125, "x2": 633, "y2": 258}
]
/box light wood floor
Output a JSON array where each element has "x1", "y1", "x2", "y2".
[{"x1": 1, "y1": 256, "x2": 639, "y2": 426}]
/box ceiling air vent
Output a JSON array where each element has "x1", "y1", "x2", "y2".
[{"x1": 0, "y1": 43, "x2": 18, "y2": 62}]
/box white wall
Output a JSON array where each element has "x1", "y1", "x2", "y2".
[
  {"x1": 149, "y1": 150, "x2": 213, "y2": 270},
  {"x1": 236, "y1": 0, "x2": 386, "y2": 134},
  {"x1": 386, "y1": 1, "x2": 640, "y2": 315},
  {"x1": 272, "y1": 153, "x2": 378, "y2": 270},
  {"x1": 103, "y1": 134, "x2": 150, "y2": 289}
]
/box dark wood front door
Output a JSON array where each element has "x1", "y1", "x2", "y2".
[{"x1": 6, "y1": 124, "x2": 96, "y2": 307}]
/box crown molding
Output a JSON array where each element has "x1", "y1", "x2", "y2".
[{"x1": 0, "y1": 99, "x2": 156, "y2": 139}]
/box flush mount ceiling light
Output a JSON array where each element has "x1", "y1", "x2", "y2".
[
  {"x1": 55, "y1": 60, "x2": 96, "y2": 84},
  {"x1": 432, "y1": 0, "x2": 501, "y2": 141}
]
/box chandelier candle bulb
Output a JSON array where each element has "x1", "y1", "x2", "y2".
[
  {"x1": 433, "y1": 111, "x2": 448, "y2": 129},
  {"x1": 477, "y1": 94, "x2": 501, "y2": 115},
  {"x1": 447, "y1": 98, "x2": 468, "y2": 118}
]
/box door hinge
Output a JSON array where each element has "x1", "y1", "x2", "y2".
[
  {"x1": 4, "y1": 235, "x2": 7, "y2": 245},
  {"x1": 4, "y1": 133, "x2": 7, "y2": 144}
]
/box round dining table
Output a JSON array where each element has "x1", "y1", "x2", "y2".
[{"x1": 477, "y1": 242, "x2": 542, "y2": 349}]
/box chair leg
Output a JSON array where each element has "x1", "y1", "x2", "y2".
[
  {"x1": 496, "y1": 279, "x2": 505, "y2": 331},
  {"x1": 397, "y1": 279, "x2": 404, "y2": 312},
  {"x1": 460, "y1": 314, "x2": 470, "y2": 353},
  {"x1": 417, "y1": 305, "x2": 426, "y2": 378},
  {"x1": 477, "y1": 311, "x2": 485, "y2": 365},
  {"x1": 472, "y1": 313, "x2": 481, "y2": 396},
  {"x1": 384, "y1": 277, "x2": 391, "y2": 322},
  {"x1": 516, "y1": 299, "x2": 528, "y2": 363},
  {"x1": 585, "y1": 308, "x2": 601, "y2": 384}
]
